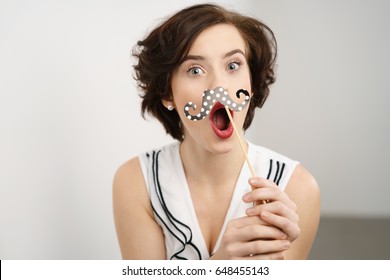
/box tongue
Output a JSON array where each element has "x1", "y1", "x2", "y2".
[{"x1": 213, "y1": 109, "x2": 229, "y2": 130}]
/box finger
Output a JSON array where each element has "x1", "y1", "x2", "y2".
[
  {"x1": 244, "y1": 185, "x2": 287, "y2": 203},
  {"x1": 244, "y1": 185, "x2": 297, "y2": 211},
  {"x1": 234, "y1": 252, "x2": 285, "y2": 260},
  {"x1": 246, "y1": 177, "x2": 275, "y2": 205},
  {"x1": 248, "y1": 177, "x2": 275, "y2": 189},
  {"x1": 237, "y1": 239, "x2": 291, "y2": 256},
  {"x1": 246, "y1": 251, "x2": 286, "y2": 260},
  {"x1": 260, "y1": 211, "x2": 301, "y2": 241},
  {"x1": 227, "y1": 224, "x2": 288, "y2": 243},
  {"x1": 246, "y1": 201, "x2": 299, "y2": 225},
  {"x1": 226, "y1": 215, "x2": 267, "y2": 230}
]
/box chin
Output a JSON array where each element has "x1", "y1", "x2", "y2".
[
  {"x1": 183, "y1": 126, "x2": 240, "y2": 155},
  {"x1": 205, "y1": 136, "x2": 237, "y2": 155}
]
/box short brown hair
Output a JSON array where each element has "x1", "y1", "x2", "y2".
[{"x1": 133, "y1": 3, "x2": 277, "y2": 141}]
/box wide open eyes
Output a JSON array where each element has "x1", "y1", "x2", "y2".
[
  {"x1": 186, "y1": 60, "x2": 242, "y2": 76},
  {"x1": 187, "y1": 66, "x2": 205, "y2": 76},
  {"x1": 227, "y1": 61, "x2": 241, "y2": 71}
]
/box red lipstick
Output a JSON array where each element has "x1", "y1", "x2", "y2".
[{"x1": 209, "y1": 102, "x2": 234, "y2": 139}]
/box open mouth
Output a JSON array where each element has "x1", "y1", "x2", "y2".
[{"x1": 209, "y1": 102, "x2": 234, "y2": 139}]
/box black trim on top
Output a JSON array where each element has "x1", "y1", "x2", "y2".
[
  {"x1": 274, "y1": 161, "x2": 280, "y2": 183},
  {"x1": 267, "y1": 159, "x2": 273, "y2": 180},
  {"x1": 150, "y1": 150, "x2": 202, "y2": 260},
  {"x1": 267, "y1": 159, "x2": 286, "y2": 187},
  {"x1": 276, "y1": 163, "x2": 286, "y2": 186}
]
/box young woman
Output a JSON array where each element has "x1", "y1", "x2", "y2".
[{"x1": 113, "y1": 3, "x2": 320, "y2": 260}]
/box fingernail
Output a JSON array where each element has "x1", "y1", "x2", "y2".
[
  {"x1": 242, "y1": 193, "x2": 251, "y2": 202},
  {"x1": 248, "y1": 177, "x2": 258, "y2": 185},
  {"x1": 283, "y1": 240, "x2": 291, "y2": 249},
  {"x1": 246, "y1": 207, "x2": 254, "y2": 215}
]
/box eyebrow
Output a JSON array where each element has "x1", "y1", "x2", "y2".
[
  {"x1": 224, "y1": 49, "x2": 246, "y2": 58},
  {"x1": 180, "y1": 49, "x2": 246, "y2": 64}
]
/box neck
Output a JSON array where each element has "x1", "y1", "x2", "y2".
[{"x1": 179, "y1": 138, "x2": 247, "y2": 188}]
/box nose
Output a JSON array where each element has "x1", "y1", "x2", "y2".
[{"x1": 208, "y1": 70, "x2": 228, "y2": 92}]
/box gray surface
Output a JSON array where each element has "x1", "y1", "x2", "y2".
[{"x1": 308, "y1": 217, "x2": 390, "y2": 259}]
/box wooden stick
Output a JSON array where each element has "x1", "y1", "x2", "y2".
[
  {"x1": 224, "y1": 106, "x2": 266, "y2": 204},
  {"x1": 224, "y1": 106, "x2": 255, "y2": 177}
]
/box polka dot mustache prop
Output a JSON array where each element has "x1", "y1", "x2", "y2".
[
  {"x1": 184, "y1": 87, "x2": 250, "y2": 121},
  {"x1": 183, "y1": 87, "x2": 265, "y2": 204}
]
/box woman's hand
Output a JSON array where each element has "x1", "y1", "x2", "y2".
[
  {"x1": 211, "y1": 215, "x2": 291, "y2": 260},
  {"x1": 210, "y1": 177, "x2": 302, "y2": 260},
  {"x1": 244, "y1": 177, "x2": 301, "y2": 243}
]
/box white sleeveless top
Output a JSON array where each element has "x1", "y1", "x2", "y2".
[{"x1": 138, "y1": 141, "x2": 299, "y2": 260}]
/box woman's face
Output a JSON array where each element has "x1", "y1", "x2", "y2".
[{"x1": 170, "y1": 23, "x2": 252, "y2": 154}]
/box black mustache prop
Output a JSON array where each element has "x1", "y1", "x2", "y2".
[{"x1": 184, "y1": 87, "x2": 250, "y2": 121}]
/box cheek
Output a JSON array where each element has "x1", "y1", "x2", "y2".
[
  {"x1": 238, "y1": 68, "x2": 252, "y2": 92},
  {"x1": 237, "y1": 105, "x2": 250, "y2": 123},
  {"x1": 174, "y1": 90, "x2": 206, "y2": 120}
]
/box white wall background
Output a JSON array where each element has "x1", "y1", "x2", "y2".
[
  {"x1": 0, "y1": 0, "x2": 389, "y2": 259},
  {"x1": 245, "y1": 0, "x2": 390, "y2": 218}
]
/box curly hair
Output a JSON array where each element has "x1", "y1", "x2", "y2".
[{"x1": 133, "y1": 3, "x2": 277, "y2": 141}]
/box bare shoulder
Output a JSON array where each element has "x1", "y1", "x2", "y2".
[
  {"x1": 113, "y1": 157, "x2": 151, "y2": 214},
  {"x1": 286, "y1": 164, "x2": 320, "y2": 201},
  {"x1": 113, "y1": 157, "x2": 146, "y2": 198},
  {"x1": 284, "y1": 164, "x2": 320, "y2": 259},
  {"x1": 113, "y1": 157, "x2": 166, "y2": 259}
]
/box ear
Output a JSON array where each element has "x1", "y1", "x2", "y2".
[
  {"x1": 161, "y1": 98, "x2": 171, "y2": 108},
  {"x1": 162, "y1": 98, "x2": 175, "y2": 111}
]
